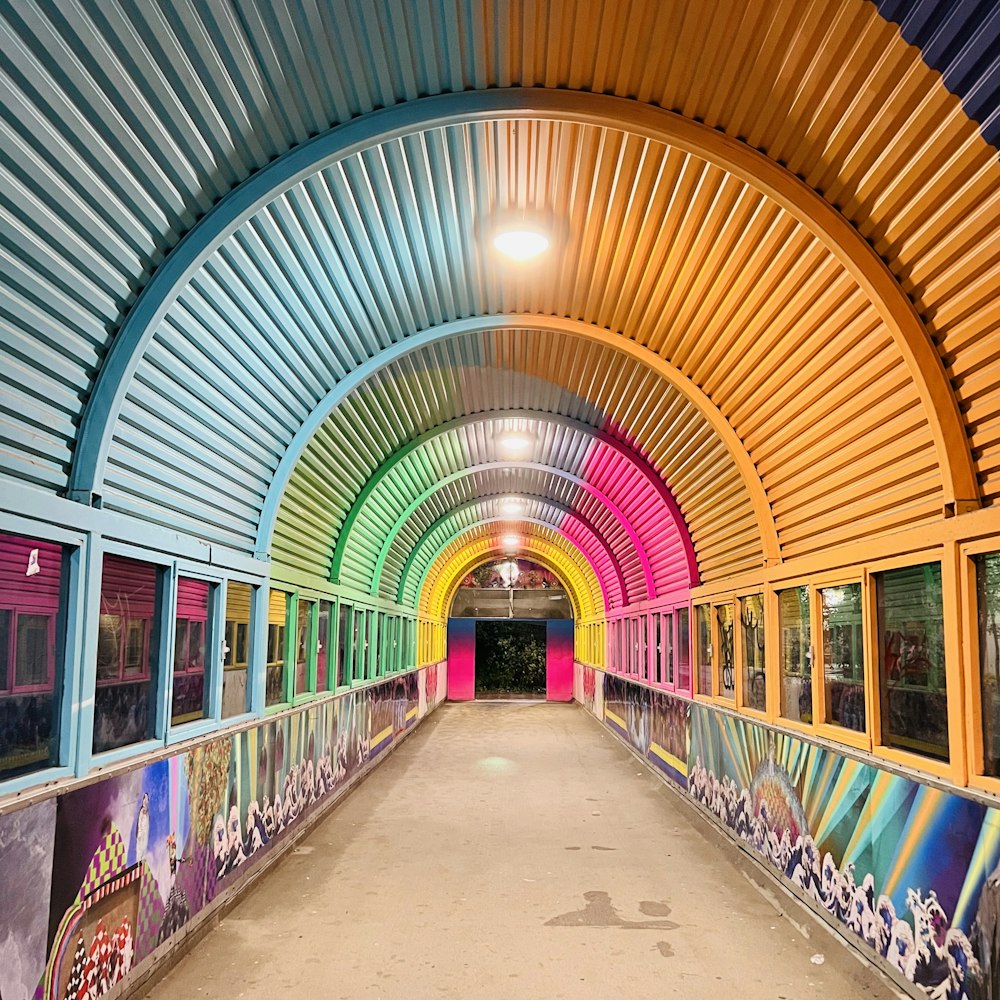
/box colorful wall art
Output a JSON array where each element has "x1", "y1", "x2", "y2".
[
  {"x1": 576, "y1": 663, "x2": 1000, "y2": 1000},
  {"x1": 0, "y1": 666, "x2": 444, "y2": 1000}
]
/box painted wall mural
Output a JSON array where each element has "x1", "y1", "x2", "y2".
[
  {"x1": 0, "y1": 668, "x2": 442, "y2": 1000},
  {"x1": 579, "y1": 663, "x2": 1000, "y2": 1000}
]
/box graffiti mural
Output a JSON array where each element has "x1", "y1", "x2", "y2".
[
  {"x1": 0, "y1": 669, "x2": 439, "y2": 1000},
  {"x1": 603, "y1": 675, "x2": 688, "y2": 789},
  {"x1": 583, "y1": 661, "x2": 1000, "y2": 1000}
]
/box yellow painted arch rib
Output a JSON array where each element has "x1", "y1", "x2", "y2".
[{"x1": 419, "y1": 532, "x2": 604, "y2": 624}]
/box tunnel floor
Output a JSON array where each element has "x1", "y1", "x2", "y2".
[{"x1": 141, "y1": 703, "x2": 901, "y2": 999}]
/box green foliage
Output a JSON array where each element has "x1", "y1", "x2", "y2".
[{"x1": 475, "y1": 621, "x2": 547, "y2": 694}]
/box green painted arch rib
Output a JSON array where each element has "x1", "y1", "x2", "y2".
[
  {"x1": 410, "y1": 518, "x2": 611, "y2": 616},
  {"x1": 391, "y1": 495, "x2": 630, "y2": 607},
  {"x1": 325, "y1": 407, "x2": 679, "y2": 595},
  {"x1": 69, "y1": 88, "x2": 973, "y2": 541},
  {"x1": 369, "y1": 462, "x2": 654, "y2": 600}
]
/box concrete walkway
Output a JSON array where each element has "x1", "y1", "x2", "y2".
[{"x1": 142, "y1": 703, "x2": 901, "y2": 999}]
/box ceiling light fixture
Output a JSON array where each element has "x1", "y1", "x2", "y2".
[
  {"x1": 501, "y1": 533, "x2": 520, "y2": 549},
  {"x1": 499, "y1": 497, "x2": 526, "y2": 516},
  {"x1": 493, "y1": 227, "x2": 549, "y2": 261},
  {"x1": 497, "y1": 430, "x2": 533, "y2": 458}
]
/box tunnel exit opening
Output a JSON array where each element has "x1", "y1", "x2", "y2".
[{"x1": 474, "y1": 619, "x2": 547, "y2": 697}]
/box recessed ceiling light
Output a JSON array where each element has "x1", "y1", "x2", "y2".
[
  {"x1": 501, "y1": 533, "x2": 520, "y2": 549},
  {"x1": 493, "y1": 228, "x2": 549, "y2": 261},
  {"x1": 497, "y1": 430, "x2": 533, "y2": 458},
  {"x1": 499, "y1": 497, "x2": 526, "y2": 516}
]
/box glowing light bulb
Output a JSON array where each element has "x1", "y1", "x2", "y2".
[
  {"x1": 501, "y1": 534, "x2": 520, "y2": 549},
  {"x1": 499, "y1": 497, "x2": 526, "y2": 516},
  {"x1": 493, "y1": 228, "x2": 549, "y2": 261},
  {"x1": 497, "y1": 430, "x2": 533, "y2": 458}
]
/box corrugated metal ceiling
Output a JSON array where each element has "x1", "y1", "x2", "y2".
[{"x1": 2, "y1": 0, "x2": 999, "y2": 616}]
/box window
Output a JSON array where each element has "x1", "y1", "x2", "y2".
[
  {"x1": 877, "y1": 563, "x2": 947, "y2": 761},
  {"x1": 779, "y1": 586, "x2": 811, "y2": 724},
  {"x1": 978, "y1": 553, "x2": 1000, "y2": 777},
  {"x1": 266, "y1": 589, "x2": 288, "y2": 707},
  {"x1": 715, "y1": 604, "x2": 735, "y2": 699},
  {"x1": 636, "y1": 616, "x2": 647, "y2": 681},
  {"x1": 740, "y1": 594, "x2": 766, "y2": 712},
  {"x1": 317, "y1": 600, "x2": 332, "y2": 691},
  {"x1": 0, "y1": 533, "x2": 66, "y2": 781},
  {"x1": 94, "y1": 554, "x2": 160, "y2": 753},
  {"x1": 222, "y1": 582, "x2": 253, "y2": 719},
  {"x1": 337, "y1": 601, "x2": 352, "y2": 687},
  {"x1": 653, "y1": 615, "x2": 662, "y2": 684},
  {"x1": 295, "y1": 598, "x2": 314, "y2": 696},
  {"x1": 663, "y1": 613, "x2": 674, "y2": 687},
  {"x1": 695, "y1": 605, "x2": 712, "y2": 695},
  {"x1": 367, "y1": 609, "x2": 378, "y2": 679},
  {"x1": 819, "y1": 584, "x2": 865, "y2": 733},
  {"x1": 677, "y1": 607, "x2": 691, "y2": 691},
  {"x1": 171, "y1": 577, "x2": 211, "y2": 726},
  {"x1": 352, "y1": 608, "x2": 365, "y2": 682}
]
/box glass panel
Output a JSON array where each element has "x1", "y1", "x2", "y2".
[
  {"x1": 779, "y1": 586, "x2": 812, "y2": 723},
  {"x1": 740, "y1": 594, "x2": 766, "y2": 712},
  {"x1": 820, "y1": 584, "x2": 865, "y2": 732},
  {"x1": 979, "y1": 554, "x2": 1000, "y2": 776},
  {"x1": 654, "y1": 615, "x2": 662, "y2": 684},
  {"x1": 695, "y1": 605, "x2": 712, "y2": 695},
  {"x1": 172, "y1": 578, "x2": 209, "y2": 725},
  {"x1": 367, "y1": 610, "x2": 377, "y2": 678},
  {"x1": 664, "y1": 613, "x2": 674, "y2": 686},
  {"x1": 353, "y1": 609, "x2": 365, "y2": 682},
  {"x1": 223, "y1": 582, "x2": 252, "y2": 719},
  {"x1": 317, "y1": 600, "x2": 331, "y2": 691},
  {"x1": 338, "y1": 602, "x2": 351, "y2": 687},
  {"x1": 0, "y1": 534, "x2": 66, "y2": 779},
  {"x1": 877, "y1": 563, "x2": 947, "y2": 761},
  {"x1": 124, "y1": 619, "x2": 145, "y2": 676},
  {"x1": 637, "y1": 615, "x2": 648, "y2": 681},
  {"x1": 296, "y1": 599, "x2": 313, "y2": 695},
  {"x1": 94, "y1": 554, "x2": 158, "y2": 753},
  {"x1": 0, "y1": 609, "x2": 9, "y2": 692},
  {"x1": 677, "y1": 608, "x2": 690, "y2": 690},
  {"x1": 265, "y1": 589, "x2": 287, "y2": 707},
  {"x1": 15, "y1": 615, "x2": 50, "y2": 687},
  {"x1": 716, "y1": 604, "x2": 735, "y2": 699},
  {"x1": 96, "y1": 614, "x2": 121, "y2": 681}
]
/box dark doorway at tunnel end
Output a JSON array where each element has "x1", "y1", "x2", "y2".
[{"x1": 475, "y1": 620, "x2": 547, "y2": 697}]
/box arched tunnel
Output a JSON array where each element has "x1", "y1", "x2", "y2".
[{"x1": 1, "y1": 2, "x2": 1000, "y2": 998}]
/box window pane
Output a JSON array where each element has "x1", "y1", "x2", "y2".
[
  {"x1": 820, "y1": 584, "x2": 865, "y2": 733},
  {"x1": 172, "y1": 578, "x2": 209, "y2": 726},
  {"x1": 223, "y1": 582, "x2": 253, "y2": 719},
  {"x1": 878, "y1": 563, "x2": 947, "y2": 761},
  {"x1": 740, "y1": 594, "x2": 766, "y2": 712},
  {"x1": 0, "y1": 609, "x2": 9, "y2": 692},
  {"x1": 266, "y1": 589, "x2": 288, "y2": 707},
  {"x1": 716, "y1": 604, "x2": 735, "y2": 699},
  {"x1": 96, "y1": 614, "x2": 121, "y2": 681},
  {"x1": 664, "y1": 613, "x2": 674, "y2": 686},
  {"x1": 295, "y1": 599, "x2": 313, "y2": 695},
  {"x1": 353, "y1": 609, "x2": 365, "y2": 682},
  {"x1": 94, "y1": 554, "x2": 158, "y2": 754},
  {"x1": 367, "y1": 610, "x2": 377, "y2": 679},
  {"x1": 695, "y1": 605, "x2": 712, "y2": 695},
  {"x1": 779, "y1": 586, "x2": 812, "y2": 723},
  {"x1": 0, "y1": 534, "x2": 65, "y2": 779},
  {"x1": 654, "y1": 615, "x2": 662, "y2": 684},
  {"x1": 317, "y1": 601, "x2": 331, "y2": 691},
  {"x1": 677, "y1": 607, "x2": 691, "y2": 690},
  {"x1": 15, "y1": 615, "x2": 50, "y2": 687},
  {"x1": 979, "y1": 554, "x2": 1000, "y2": 776},
  {"x1": 338, "y1": 602, "x2": 351, "y2": 687},
  {"x1": 124, "y1": 620, "x2": 146, "y2": 676}
]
